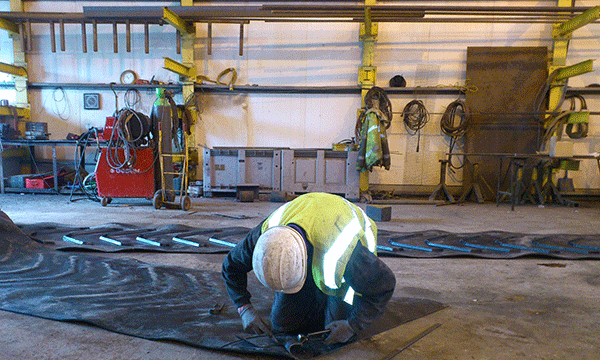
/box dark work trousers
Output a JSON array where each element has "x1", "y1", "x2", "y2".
[{"x1": 270, "y1": 268, "x2": 352, "y2": 334}]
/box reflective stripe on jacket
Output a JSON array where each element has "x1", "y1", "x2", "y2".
[{"x1": 261, "y1": 192, "x2": 377, "y2": 297}]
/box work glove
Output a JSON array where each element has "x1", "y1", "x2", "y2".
[
  {"x1": 238, "y1": 304, "x2": 273, "y2": 336},
  {"x1": 324, "y1": 320, "x2": 355, "y2": 345}
]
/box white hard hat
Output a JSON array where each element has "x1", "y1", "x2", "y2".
[{"x1": 252, "y1": 225, "x2": 307, "y2": 294}]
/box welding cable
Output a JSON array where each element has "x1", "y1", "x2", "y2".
[
  {"x1": 355, "y1": 86, "x2": 393, "y2": 142},
  {"x1": 364, "y1": 86, "x2": 393, "y2": 128},
  {"x1": 164, "y1": 91, "x2": 180, "y2": 139},
  {"x1": 70, "y1": 127, "x2": 101, "y2": 202},
  {"x1": 540, "y1": 93, "x2": 588, "y2": 150},
  {"x1": 440, "y1": 99, "x2": 469, "y2": 138},
  {"x1": 216, "y1": 67, "x2": 238, "y2": 91},
  {"x1": 105, "y1": 108, "x2": 153, "y2": 173},
  {"x1": 105, "y1": 111, "x2": 137, "y2": 172},
  {"x1": 51, "y1": 87, "x2": 71, "y2": 121},
  {"x1": 533, "y1": 69, "x2": 568, "y2": 124},
  {"x1": 402, "y1": 100, "x2": 429, "y2": 152},
  {"x1": 81, "y1": 172, "x2": 98, "y2": 200},
  {"x1": 542, "y1": 111, "x2": 574, "y2": 148},
  {"x1": 564, "y1": 93, "x2": 588, "y2": 139},
  {"x1": 185, "y1": 92, "x2": 202, "y2": 115},
  {"x1": 440, "y1": 99, "x2": 469, "y2": 172},
  {"x1": 124, "y1": 88, "x2": 141, "y2": 109},
  {"x1": 109, "y1": 82, "x2": 119, "y2": 113}
]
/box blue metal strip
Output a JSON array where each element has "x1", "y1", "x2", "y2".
[
  {"x1": 208, "y1": 238, "x2": 236, "y2": 248},
  {"x1": 495, "y1": 241, "x2": 550, "y2": 254},
  {"x1": 63, "y1": 235, "x2": 84, "y2": 245},
  {"x1": 532, "y1": 240, "x2": 588, "y2": 254},
  {"x1": 136, "y1": 236, "x2": 161, "y2": 247},
  {"x1": 568, "y1": 241, "x2": 600, "y2": 252},
  {"x1": 98, "y1": 236, "x2": 122, "y2": 246},
  {"x1": 389, "y1": 240, "x2": 432, "y2": 252},
  {"x1": 425, "y1": 241, "x2": 472, "y2": 253},
  {"x1": 376, "y1": 245, "x2": 394, "y2": 252},
  {"x1": 172, "y1": 237, "x2": 200, "y2": 247},
  {"x1": 460, "y1": 240, "x2": 511, "y2": 253}
]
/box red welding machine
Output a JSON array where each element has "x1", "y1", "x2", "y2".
[{"x1": 95, "y1": 115, "x2": 156, "y2": 205}]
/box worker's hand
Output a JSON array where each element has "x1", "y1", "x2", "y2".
[
  {"x1": 238, "y1": 304, "x2": 273, "y2": 336},
  {"x1": 324, "y1": 320, "x2": 355, "y2": 345}
]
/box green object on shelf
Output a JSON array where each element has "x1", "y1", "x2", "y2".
[{"x1": 559, "y1": 160, "x2": 580, "y2": 171}]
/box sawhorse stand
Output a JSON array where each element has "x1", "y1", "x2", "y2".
[
  {"x1": 429, "y1": 159, "x2": 455, "y2": 203},
  {"x1": 458, "y1": 162, "x2": 487, "y2": 204},
  {"x1": 497, "y1": 156, "x2": 534, "y2": 211}
]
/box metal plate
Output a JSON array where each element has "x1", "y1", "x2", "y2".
[{"x1": 464, "y1": 47, "x2": 548, "y2": 200}]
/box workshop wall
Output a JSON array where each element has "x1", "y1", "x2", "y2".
[{"x1": 3, "y1": 1, "x2": 600, "y2": 190}]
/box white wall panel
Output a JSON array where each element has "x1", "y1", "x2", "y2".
[{"x1": 1, "y1": 1, "x2": 599, "y2": 189}]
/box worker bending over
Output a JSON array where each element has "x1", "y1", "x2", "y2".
[{"x1": 222, "y1": 192, "x2": 396, "y2": 345}]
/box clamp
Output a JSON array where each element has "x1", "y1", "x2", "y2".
[{"x1": 296, "y1": 329, "x2": 331, "y2": 344}]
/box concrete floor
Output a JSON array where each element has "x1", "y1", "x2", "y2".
[{"x1": 1, "y1": 193, "x2": 599, "y2": 359}]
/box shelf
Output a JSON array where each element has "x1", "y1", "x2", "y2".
[
  {"x1": 26, "y1": 82, "x2": 181, "y2": 91},
  {"x1": 2, "y1": 82, "x2": 600, "y2": 97},
  {"x1": 0, "y1": 105, "x2": 30, "y2": 117},
  {"x1": 195, "y1": 84, "x2": 465, "y2": 95}
]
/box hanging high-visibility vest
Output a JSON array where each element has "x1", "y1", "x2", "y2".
[
  {"x1": 356, "y1": 108, "x2": 391, "y2": 173},
  {"x1": 261, "y1": 192, "x2": 377, "y2": 299}
]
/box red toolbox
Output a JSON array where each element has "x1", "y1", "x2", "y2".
[{"x1": 25, "y1": 176, "x2": 53, "y2": 189}]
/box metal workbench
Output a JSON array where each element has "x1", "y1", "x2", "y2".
[{"x1": 0, "y1": 139, "x2": 106, "y2": 194}]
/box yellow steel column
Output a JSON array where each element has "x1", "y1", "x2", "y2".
[
  {"x1": 9, "y1": 0, "x2": 29, "y2": 130},
  {"x1": 180, "y1": 0, "x2": 198, "y2": 181},
  {"x1": 546, "y1": 3, "x2": 598, "y2": 127},
  {"x1": 545, "y1": 2, "x2": 599, "y2": 185},
  {"x1": 358, "y1": 1, "x2": 378, "y2": 196},
  {"x1": 546, "y1": 1, "x2": 582, "y2": 122}
]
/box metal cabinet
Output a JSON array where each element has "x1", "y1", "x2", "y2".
[
  {"x1": 280, "y1": 149, "x2": 359, "y2": 201},
  {"x1": 203, "y1": 148, "x2": 281, "y2": 197},
  {"x1": 203, "y1": 147, "x2": 359, "y2": 200}
]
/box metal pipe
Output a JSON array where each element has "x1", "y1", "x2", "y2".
[
  {"x1": 144, "y1": 22, "x2": 149, "y2": 54},
  {"x1": 93, "y1": 20, "x2": 98, "y2": 52},
  {"x1": 49, "y1": 21, "x2": 56, "y2": 53},
  {"x1": 176, "y1": 30, "x2": 181, "y2": 55},
  {"x1": 262, "y1": 4, "x2": 592, "y2": 13},
  {"x1": 26, "y1": 82, "x2": 181, "y2": 91},
  {"x1": 0, "y1": 5, "x2": 593, "y2": 23},
  {"x1": 112, "y1": 22, "x2": 118, "y2": 53},
  {"x1": 18, "y1": 22, "x2": 25, "y2": 52},
  {"x1": 207, "y1": 22, "x2": 212, "y2": 55},
  {"x1": 126, "y1": 19, "x2": 131, "y2": 52},
  {"x1": 59, "y1": 19, "x2": 65, "y2": 51},
  {"x1": 19, "y1": 82, "x2": 600, "y2": 98},
  {"x1": 239, "y1": 22, "x2": 243, "y2": 56},
  {"x1": 208, "y1": 238, "x2": 236, "y2": 248},
  {"x1": 81, "y1": 21, "x2": 87, "y2": 53},
  {"x1": 26, "y1": 20, "x2": 32, "y2": 51}
]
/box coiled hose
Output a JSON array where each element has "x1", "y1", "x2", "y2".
[
  {"x1": 105, "y1": 108, "x2": 153, "y2": 172},
  {"x1": 354, "y1": 86, "x2": 392, "y2": 139},
  {"x1": 70, "y1": 127, "x2": 101, "y2": 202},
  {"x1": 440, "y1": 99, "x2": 469, "y2": 172},
  {"x1": 402, "y1": 99, "x2": 429, "y2": 152},
  {"x1": 540, "y1": 94, "x2": 588, "y2": 148},
  {"x1": 440, "y1": 99, "x2": 469, "y2": 138},
  {"x1": 565, "y1": 94, "x2": 588, "y2": 139}
]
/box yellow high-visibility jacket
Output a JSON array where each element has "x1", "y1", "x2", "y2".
[{"x1": 261, "y1": 192, "x2": 377, "y2": 297}]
